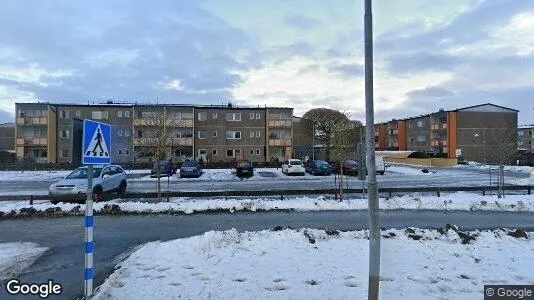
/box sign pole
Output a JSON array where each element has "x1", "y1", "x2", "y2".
[{"x1": 85, "y1": 164, "x2": 94, "y2": 298}]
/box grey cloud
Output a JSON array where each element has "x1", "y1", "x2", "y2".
[
  {"x1": 0, "y1": 0, "x2": 256, "y2": 105},
  {"x1": 386, "y1": 53, "x2": 464, "y2": 75},
  {"x1": 406, "y1": 87, "x2": 455, "y2": 100},
  {"x1": 0, "y1": 109, "x2": 14, "y2": 123},
  {"x1": 283, "y1": 15, "x2": 322, "y2": 30},
  {"x1": 326, "y1": 63, "x2": 363, "y2": 78}
]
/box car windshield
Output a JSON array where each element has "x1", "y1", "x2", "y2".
[
  {"x1": 238, "y1": 161, "x2": 251, "y2": 167},
  {"x1": 290, "y1": 160, "x2": 302, "y2": 165},
  {"x1": 316, "y1": 160, "x2": 329, "y2": 166},
  {"x1": 182, "y1": 161, "x2": 197, "y2": 167},
  {"x1": 66, "y1": 167, "x2": 103, "y2": 179}
]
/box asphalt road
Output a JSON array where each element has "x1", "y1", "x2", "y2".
[
  {"x1": 0, "y1": 166, "x2": 530, "y2": 196},
  {"x1": 1, "y1": 210, "x2": 534, "y2": 299}
]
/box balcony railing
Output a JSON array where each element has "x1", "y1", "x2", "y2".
[
  {"x1": 134, "y1": 119, "x2": 193, "y2": 127},
  {"x1": 268, "y1": 120, "x2": 292, "y2": 127},
  {"x1": 268, "y1": 138, "x2": 292, "y2": 146},
  {"x1": 133, "y1": 137, "x2": 193, "y2": 147},
  {"x1": 17, "y1": 137, "x2": 48, "y2": 146},
  {"x1": 16, "y1": 117, "x2": 48, "y2": 125},
  {"x1": 431, "y1": 123, "x2": 448, "y2": 130},
  {"x1": 431, "y1": 139, "x2": 448, "y2": 147},
  {"x1": 268, "y1": 114, "x2": 292, "y2": 120}
]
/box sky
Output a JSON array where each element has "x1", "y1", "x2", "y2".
[{"x1": 0, "y1": 0, "x2": 533, "y2": 124}]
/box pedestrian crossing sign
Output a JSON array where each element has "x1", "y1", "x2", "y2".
[{"x1": 82, "y1": 120, "x2": 112, "y2": 165}]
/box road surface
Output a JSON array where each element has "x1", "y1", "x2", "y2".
[{"x1": 1, "y1": 210, "x2": 534, "y2": 299}]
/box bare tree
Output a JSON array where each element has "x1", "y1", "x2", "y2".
[
  {"x1": 136, "y1": 108, "x2": 185, "y2": 200},
  {"x1": 303, "y1": 108, "x2": 361, "y2": 161}
]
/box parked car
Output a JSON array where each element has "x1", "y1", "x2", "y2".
[
  {"x1": 179, "y1": 160, "x2": 202, "y2": 178},
  {"x1": 342, "y1": 159, "x2": 360, "y2": 175},
  {"x1": 151, "y1": 160, "x2": 176, "y2": 178},
  {"x1": 305, "y1": 160, "x2": 332, "y2": 176},
  {"x1": 376, "y1": 156, "x2": 385, "y2": 175},
  {"x1": 282, "y1": 159, "x2": 306, "y2": 176},
  {"x1": 49, "y1": 164, "x2": 127, "y2": 203},
  {"x1": 235, "y1": 160, "x2": 254, "y2": 178}
]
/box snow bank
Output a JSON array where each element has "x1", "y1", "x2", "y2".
[
  {"x1": 2, "y1": 192, "x2": 534, "y2": 217},
  {"x1": 0, "y1": 171, "x2": 70, "y2": 182},
  {"x1": 0, "y1": 242, "x2": 49, "y2": 281},
  {"x1": 92, "y1": 228, "x2": 533, "y2": 300}
]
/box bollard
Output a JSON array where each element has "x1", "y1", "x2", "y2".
[
  {"x1": 280, "y1": 192, "x2": 284, "y2": 200},
  {"x1": 482, "y1": 189, "x2": 486, "y2": 196},
  {"x1": 29, "y1": 195, "x2": 33, "y2": 205},
  {"x1": 224, "y1": 192, "x2": 228, "y2": 201},
  {"x1": 528, "y1": 186, "x2": 531, "y2": 195},
  {"x1": 436, "y1": 189, "x2": 440, "y2": 197},
  {"x1": 388, "y1": 191, "x2": 392, "y2": 199},
  {"x1": 334, "y1": 189, "x2": 338, "y2": 200}
]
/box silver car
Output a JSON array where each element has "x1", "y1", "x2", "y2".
[{"x1": 49, "y1": 164, "x2": 127, "y2": 197}]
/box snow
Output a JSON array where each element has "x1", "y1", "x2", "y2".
[
  {"x1": 2, "y1": 192, "x2": 534, "y2": 215},
  {"x1": 387, "y1": 165, "x2": 437, "y2": 176},
  {"x1": 0, "y1": 242, "x2": 49, "y2": 281},
  {"x1": 0, "y1": 170, "x2": 70, "y2": 182},
  {"x1": 92, "y1": 228, "x2": 534, "y2": 300}
]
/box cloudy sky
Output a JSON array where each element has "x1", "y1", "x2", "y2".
[{"x1": 1, "y1": 0, "x2": 533, "y2": 124}]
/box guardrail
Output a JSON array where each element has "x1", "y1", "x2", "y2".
[{"x1": 0, "y1": 185, "x2": 532, "y2": 204}]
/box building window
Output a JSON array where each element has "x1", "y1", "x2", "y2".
[
  {"x1": 519, "y1": 141, "x2": 524, "y2": 146},
  {"x1": 226, "y1": 113, "x2": 241, "y2": 121},
  {"x1": 212, "y1": 149, "x2": 217, "y2": 156},
  {"x1": 125, "y1": 149, "x2": 130, "y2": 156},
  {"x1": 250, "y1": 149, "x2": 254, "y2": 155},
  {"x1": 198, "y1": 131, "x2": 207, "y2": 139},
  {"x1": 417, "y1": 135, "x2": 426, "y2": 142},
  {"x1": 250, "y1": 113, "x2": 255, "y2": 119},
  {"x1": 518, "y1": 131, "x2": 524, "y2": 136},
  {"x1": 118, "y1": 149, "x2": 123, "y2": 156},
  {"x1": 61, "y1": 149, "x2": 69, "y2": 158},
  {"x1": 256, "y1": 149, "x2": 260, "y2": 155},
  {"x1": 198, "y1": 149, "x2": 207, "y2": 156},
  {"x1": 124, "y1": 129, "x2": 130, "y2": 137},
  {"x1": 227, "y1": 150, "x2": 234, "y2": 157},
  {"x1": 124, "y1": 111, "x2": 130, "y2": 118},
  {"x1": 250, "y1": 131, "x2": 255, "y2": 138},
  {"x1": 118, "y1": 111, "x2": 123, "y2": 118},
  {"x1": 60, "y1": 110, "x2": 69, "y2": 119},
  {"x1": 212, "y1": 113, "x2": 218, "y2": 119},
  {"x1": 226, "y1": 131, "x2": 241, "y2": 139},
  {"x1": 118, "y1": 129, "x2": 124, "y2": 137},
  {"x1": 75, "y1": 110, "x2": 81, "y2": 117},
  {"x1": 212, "y1": 131, "x2": 218, "y2": 138},
  {"x1": 92, "y1": 111, "x2": 108, "y2": 120},
  {"x1": 60, "y1": 130, "x2": 70, "y2": 139},
  {"x1": 198, "y1": 112, "x2": 207, "y2": 121},
  {"x1": 137, "y1": 130, "x2": 143, "y2": 138},
  {"x1": 255, "y1": 113, "x2": 260, "y2": 119},
  {"x1": 256, "y1": 131, "x2": 261, "y2": 138},
  {"x1": 417, "y1": 121, "x2": 424, "y2": 127}
]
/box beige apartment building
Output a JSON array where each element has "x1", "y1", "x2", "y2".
[{"x1": 517, "y1": 124, "x2": 534, "y2": 153}]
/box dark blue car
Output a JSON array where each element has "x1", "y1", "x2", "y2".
[
  {"x1": 179, "y1": 160, "x2": 202, "y2": 178},
  {"x1": 305, "y1": 160, "x2": 332, "y2": 176}
]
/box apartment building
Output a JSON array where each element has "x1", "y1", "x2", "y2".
[
  {"x1": 0, "y1": 123, "x2": 15, "y2": 151},
  {"x1": 518, "y1": 125, "x2": 534, "y2": 153},
  {"x1": 56, "y1": 104, "x2": 134, "y2": 164},
  {"x1": 14, "y1": 102, "x2": 295, "y2": 164},
  {"x1": 375, "y1": 103, "x2": 518, "y2": 164},
  {"x1": 133, "y1": 105, "x2": 194, "y2": 163},
  {"x1": 194, "y1": 105, "x2": 266, "y2": 163}
]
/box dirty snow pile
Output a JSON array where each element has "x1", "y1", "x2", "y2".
[
  {"x1": 0, "y1": 242, "x2": 49, "y2": 281},
  {"x1": 93, "y1": 227, "x2": 533, "y2": 300},
  {"x1": 2, "y1": 192, "x2": 534, "y2": 216},
  {"x1": 0, "y1": 170, "x2": 70, "y2": 182}
]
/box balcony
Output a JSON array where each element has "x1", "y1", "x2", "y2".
[
  {"x1": 431, "y1": 123, "x2": 447, "y2": 130},
  {"x1": 431, "y1": 139, "x2": 448, "y2": 147},
  {"x1": 268, "y1": 138, "x2": 292, "y2": 146},
  {"x1": 389, "y1": 129, "x2": 398, "y2": 135},
  {"x1": 134, "y1": 119, "x2": 193, "y2": 127},
  {"x1": 268, "y1": 120, "x2": 292, "y2": 128},
  {"x1": 16, "y1": 117, "x2": 48, "y2": 125},
  {"x1": 17, "y1": 137, "x2": 48, "y2": 146}
]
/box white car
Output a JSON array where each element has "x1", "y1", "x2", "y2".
[
  {"x1": 282, "y1": 159, "x2": 306, "y2": 176},
  {"x1": 49, "y1": 164, "x2": 127, "y2": 199}
]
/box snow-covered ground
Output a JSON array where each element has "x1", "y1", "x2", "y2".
[
  {"x1": 93, "y1": 227, "x2": 533, "y2": 300},
  {"x1": 2, "y1": 192, "x2": 534, "y2": 216},
  {"x1": 0, "y1": 170, "x2": 71, "y2": 182},
  {"x1": 0, "y1": 242, "x2": 49, "y2": 281}
]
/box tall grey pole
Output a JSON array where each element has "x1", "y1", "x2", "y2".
[
  {"x1": 312, "y1": 120, "x2": 315, "y2": 160},
  {"x1": 364, "y1": 0, "x2": 380, "y2": 299}
]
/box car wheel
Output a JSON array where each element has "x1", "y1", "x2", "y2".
[
  {"x1": 301, "y1": 172, "x2": 305, "y2": 176},
  {"x1": 379, "y1": 171, "x2": 385, "y2": 175},
  {"x1": 93, "y1": 186, "x2": 103, "y2": 202},
  {"x1": 312, "y1": 170, "x2": 317, "y2": 176},
  {"x1": 117, "y1": 181, "x2": 127, "y2": 195}
]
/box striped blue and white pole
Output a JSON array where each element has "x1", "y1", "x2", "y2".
[{"x1": 85, "y1": 164, "x2": 94, "y2": 298}]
